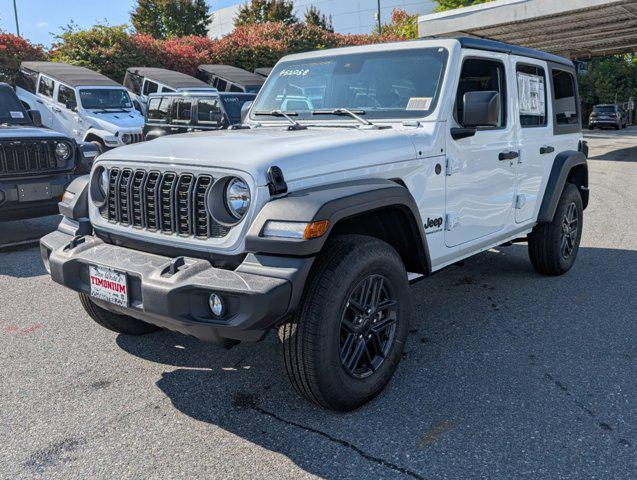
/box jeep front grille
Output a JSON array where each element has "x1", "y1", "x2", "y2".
[
  {"x1": 0, "y1": 139, "x2": 67, "y2": 176},
  {"x1": 101, "y1": 168, "x2": 229, "y2": 239}
]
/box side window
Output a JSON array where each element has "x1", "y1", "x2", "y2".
[
  {"x1": 147, "y1": 97, "x2": 171, "y2": 123},
  {"x1": 197, "y1": 98, "x2": 221, "y2": 124},
  {"x1": 17, "y1": 68, "x2": 38, "y2": 93},
  {"x1": 456, "y1": 58, "x2": 506, "y2": 128},
  {"x1": 57, "y1": 84, "x2": 77, "y2": 107},
  {"x1": 516, "y1": 64, "x2": 547, "y2": 127},
  {"x1": 216, "y1": 79, "x2": 228, "y2": 92},
  {"x1": 161, "y1": 87, "x2": 175, "y2": 93},
  {"x1": 174, "y1": 99, "x2": 192, "y2": 123},
  {"x1": 143, "y1": 80, "x2": 159, "y2": 96},
  {"x1": 38, "y1": 76, "x2": 55, "y2": 98},
  {"x1": 551, "y1": 69, "x2": 578, "y2": 126},
  {"x1": 229, "y1": 84, "x2": 243, "y2": 93}
]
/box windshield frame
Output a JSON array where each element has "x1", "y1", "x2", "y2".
[
  {"x1": 78, "y1": 87, "x2": 134, "y2": 111},
  {"x1": 249, "y1": 46, "x2": 449, "y2": 124}
]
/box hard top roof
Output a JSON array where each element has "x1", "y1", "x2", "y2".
[
  {"x1": 254, "y1": 67, "x2": 272, "y2": 77},
  {"x1": 21, "y1": 62, "x2": 121, "y2": 87},
  {"x1": 197, "y1": 65, "x2": 265, "y2": 87},
  {"x1": 126, "y1": 67, "x2": 209, "y2": 89}
]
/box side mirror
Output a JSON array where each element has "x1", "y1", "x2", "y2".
[
  {"x1": 27, "y1": 109, "x2": 42, "y2": 127},
  {"x1": 241, "y1": 101, "x2": 253, "y2": 124},
  {"x1": 462, "y1": 91, "x2": 500, "y2": 128},
  {"x1": 65, "y1": 100, "x2": 77, "y2": 111}
]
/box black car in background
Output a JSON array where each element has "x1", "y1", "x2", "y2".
[
  {"x1": 589, "y1": 104, "x2": 628, "y2": 130},
  {"x1": 0, "y1": 83, "x2": 97, "y2": 221},
  {"x1": 196, "y1": 65, "x2": 265, "y2": 93},
  {"x1": 143, "y1": 91, "x2": 256, "y2": 141}
]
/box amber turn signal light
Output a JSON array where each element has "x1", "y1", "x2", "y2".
[{"x1": 303, "y1": 220, "x2": 330, "y2": 239}]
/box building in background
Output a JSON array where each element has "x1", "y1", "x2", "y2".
[{"x1": 208, "y1": 0, "x2": 436, "y2": 38}]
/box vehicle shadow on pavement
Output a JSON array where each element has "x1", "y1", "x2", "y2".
[
  {"x1": 116, "y1": 244, "x2": 637, "y2": 479},
  {"x1": 589, "y1": 146, "x2": 636, "y2": 162},
  {"x1": 0, "y1": 245, "x2": 48, "y2": 278}
]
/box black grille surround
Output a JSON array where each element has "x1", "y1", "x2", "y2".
[
  {"x1": 0, "y1": 138, "x2": 72, "y2": 176},
  {"x1": 100, "y1": 167, "x2": 230, "y2": 240}
]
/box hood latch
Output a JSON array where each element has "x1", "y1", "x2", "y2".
[{"x1": 267, "y1": 166, "x2": 288, "y2": 196}]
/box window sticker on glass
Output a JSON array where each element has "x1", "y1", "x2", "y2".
[
  {"x1": 279, "y1": 69, "x2": 310, "y2": 77},
  {"x1": 406, "y1": 97, "x2": 432, "y2": 111},
  {"x1": 517, "y1": 72, "x2": 545, "y2": 117},
  {"x1": 10, "y1": 111, "x2": 24, "y2": 119}
]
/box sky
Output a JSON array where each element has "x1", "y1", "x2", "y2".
[{"x1": 0, "y1": 0, "x2": 241, "y2": 46}]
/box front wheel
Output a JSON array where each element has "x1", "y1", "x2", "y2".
[
  {"x1": 528, "y1": 183, "x2": 583, "y2": 276},
  {"x1": 279, "y1": 235, "x2": 411, "y2": 411}
]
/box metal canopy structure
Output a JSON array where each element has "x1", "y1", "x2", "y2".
[{"x1": 418, "y1": 0, "x2": 637, "y2": 58}]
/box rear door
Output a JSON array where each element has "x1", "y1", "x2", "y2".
[
  {"x1": 35, "y1": 74, "x2": 55, "y2": 127},
  {"x1": 444, "y1": 53, "x2": 517, "y2": 247},
  {"x1": 511, "y1": 58, "x2": 552, "y2": 223}
]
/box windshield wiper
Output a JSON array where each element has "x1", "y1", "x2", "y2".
[
  {"x1": 311, "y1": 108, "x2": 373, "y2": 126},
  {"x1": 254, "y1": 110, "x2": 307, "y2": 130}
]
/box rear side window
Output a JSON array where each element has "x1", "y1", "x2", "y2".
[
  {"x1": 516, "y1": 64, "x2": 547, "y2": 127},
  {"x1": 57, "y1": 84, "x2": 76, "y2": 107},
  {"x1": 17, "y1": 68, "x2": 38, "y2": 93},
  {"x1": 147, "y1": 96, "x2": 171, "y2": 123},
  {"x1": 456, "y1": 58, "x2": 507, "y2": 128},
  {"x1": 174, "y1": 99, "x2": 192, "y2": 123},
  {"x1": 143, "y1": 80, "x2": 159, "y2": 96},
  {"x1": 38, "y1": 76, "x2": 55, "y2": 97},
  {"x1": 197, "y1": 98, "x2": 221, "y2": 124},
  {"x1": 551, "y1": 69, "x2": 578, "y2": 127}
]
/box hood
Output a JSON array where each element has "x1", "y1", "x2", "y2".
[
  {"x1": 99, "y1": 125, "x2": 439, "y2": 186},
  {"x1": 83, "y1": 110, "x2": 144, "y2": 132},
  {"x1": 0, "y1": 125, "x2": 71, "y2": 140}
]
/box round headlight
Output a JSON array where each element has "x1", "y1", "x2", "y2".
[
  {"x1": 121, "y1": 133, "x2": 132, "y2": 144},
  {"x1": 225, "y1": 177, "x2": 251, "y2": 219},
  {"x1": 99, "y1": 168, "x2": 109, "y2": 196},
  {"x1": 55, "y1": 142, "x2": 71, "y2": 160}
]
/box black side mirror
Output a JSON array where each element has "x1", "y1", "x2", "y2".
[
  {"x1": 462, "y1": 91, "x2": 500, "y2": 128},
  {"x1": 65, "y1": 100, "x2": 77, "y2": 111},
  {"x1": 27, "y1": 109, "x2": 42, "y2": 127}
]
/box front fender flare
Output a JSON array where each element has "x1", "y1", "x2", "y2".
[{"x1": 245, "y1": 179, "x2": 431, "y2": 273}]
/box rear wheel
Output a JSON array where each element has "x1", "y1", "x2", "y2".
[
  {"x1": 78, "y1": 293, "x2": 160, "y2": 335},
  {"x1": 279, "y1": 235, "x2": 410, "y2": 411},
  {"x1": 528, "y1": 183, "x2": 583, "y2": 276}
]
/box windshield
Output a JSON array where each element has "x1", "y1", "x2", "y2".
[
  {"x1": 79, "y1": 88, "x2": 133, "y2": 110},
  {"x1": 0, "y1": 89, "x2": 30, "y2": 126},
  {"x1": 252, "y1": 47, "x2": 448, "y2": 121}
]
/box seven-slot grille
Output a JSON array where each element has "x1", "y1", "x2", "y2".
[
  {"x1": 125, "y1": 133, "x2": 143, "y2": 144},
  {"x1": 101, "y1": 168, "x2": 229, "y2": 239},
  {"x1": 0, "y1": 139, "x2": 66, "y2": 176}
]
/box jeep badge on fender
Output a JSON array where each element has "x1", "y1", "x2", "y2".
[{"x1": 41, "y1": 37, "x2": 588, "y2": 411}]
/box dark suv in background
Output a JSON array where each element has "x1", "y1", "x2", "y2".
[
  {"x1": 0, "y1": 83, "x2": 97, "y2": 221},
  {"x1": 143, "y1": 91, "x2": 256, "y2": 141},
  {"x1": 589, "y1": 104, "x2": 628, "y2": 130}
]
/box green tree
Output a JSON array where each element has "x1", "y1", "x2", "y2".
[
  {"x1": 304, "y1": 5, "x2": 333, "y2": 32},
  {"x1": 131, "y1": 0, "x2": 212, "y2": 39},
  {"x1": 380, "y1": 8, "x2": 418, "y2": 39},
  {"x1": 434, "y1": 0, "x2": 492, "y2": 12},
  {"x1": 235, "y1": 0, "x2": 298, "y2": 26}
]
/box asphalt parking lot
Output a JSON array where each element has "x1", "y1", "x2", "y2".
[{"x1": 1, "y1": 128, "x2": 636, "y2": 479}]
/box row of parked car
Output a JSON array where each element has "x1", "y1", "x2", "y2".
[{"x1": 1, "y1": 62, "x2": 264, "y2": 221}]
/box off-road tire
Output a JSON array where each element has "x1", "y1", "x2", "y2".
[
  {"x1": 78, "y1": 293, "x2": 160, "y2": 335},
  {"x1": 528, "y1": 183, "x2": 583, "y2": 276},
  {"x1": 279, "y1": 235, "x2": 411, "y2": 411}
]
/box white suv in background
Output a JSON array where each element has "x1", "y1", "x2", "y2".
[{"x1": 17, "y1": 62, "x2": 144, "y2": 152}]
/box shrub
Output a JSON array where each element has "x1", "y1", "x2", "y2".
[{"x1": 0, "y1": 33, "x2": 47, "y2": 85}]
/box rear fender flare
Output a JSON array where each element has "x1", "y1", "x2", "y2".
[{"x1": 538, "y1": 150, "x2": 588, "y2": 223}]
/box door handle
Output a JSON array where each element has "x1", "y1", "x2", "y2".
[
  {"x1": 540, "y1": 146, "x2": 555, "y2": 154},
  {"x1": 499, "y1": 151, "x2": 519, "y2": 161},
  {"x1": 36, "y1": 99, "x2": 43, "y2": 104},
  {"x1": 52, "y1": 107, "x2": 61, "y2": 113}
]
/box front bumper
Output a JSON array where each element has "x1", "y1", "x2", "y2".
[
  {"x1": 0, "y1": 174, "x2": 74, "y2": 221},
  {"x1": 40, "y1": 230, "x2": 313, "y2": 344}
]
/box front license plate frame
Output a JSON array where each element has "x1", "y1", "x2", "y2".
[{"x1": 89, "y1": 265, "x2": 129, "y2": 308}]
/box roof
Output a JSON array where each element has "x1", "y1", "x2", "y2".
[
  {"x1": 418, "y1": 0, "x2": 637, "y2": 59},
  {"x1": 197, "y1": 65, "x2": 265, "y2": 87},
  {"x1": 21, "y1": 62, "x2": 120, "y2": 87},
  {"x1": 456, "y1": 37, "x2": 574, "y2": 68},
  {"x1": 126, "y1": 67, "x2": 209, "y2": 89},
  {"x1": 254, "y1": 67, "x2": 272, "y2": 78}
]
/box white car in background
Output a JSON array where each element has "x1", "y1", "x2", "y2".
[{"x1": 16, "y1": 62, "x2": 144, "y2": 152}]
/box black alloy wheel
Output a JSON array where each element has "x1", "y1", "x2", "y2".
[{"x1": 560, "y1": 202, "x2": 579, "y2": 259}]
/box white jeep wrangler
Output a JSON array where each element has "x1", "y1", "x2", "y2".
[
  {"x1": 17, "y1": 62, "x2": 145, "y2": 152},
  {"x1": 41, "y1": 38, "x2": 589, "y2": 411}
]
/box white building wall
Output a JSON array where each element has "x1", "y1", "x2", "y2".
[{"x1": 209, "y1": 1, "x2": 436, "y2": 38}]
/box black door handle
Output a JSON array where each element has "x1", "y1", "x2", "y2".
[
  {"x1": 499, "y1": 151, "x2": 519, "y2": 161},
  {"x1": 540, "y1": 146, "x2": 555, "y2": 154}
]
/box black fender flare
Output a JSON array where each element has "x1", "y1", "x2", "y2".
[
  {"x1": 246, "y1": 179, "x2": 431, "y2": 274},
  {"x1": 537, "y1": 150, "x2": 588, "y2": 223}
]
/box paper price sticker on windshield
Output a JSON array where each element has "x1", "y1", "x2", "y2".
[
  {"x1": 10, "y1": 111, "x2": 24, "y2": 119},
  {"x1": 406, "y1": 97, "x2": 432, "y2": 111}
]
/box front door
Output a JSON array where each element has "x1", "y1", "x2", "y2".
[
  {"x1": 511, "y1": 58, "x2": 552, "y2": 223},
  {"x1": 52, "y1": 83, "x2": 78, "y2": 139},
  {"x1": 445, "y1": 54, "x2": 517, "y2": 247}
]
